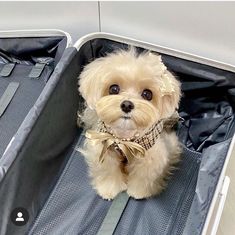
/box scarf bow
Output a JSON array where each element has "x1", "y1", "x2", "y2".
[{"x1": 85, "y1": 130, "x2": 146, "y2": 163}]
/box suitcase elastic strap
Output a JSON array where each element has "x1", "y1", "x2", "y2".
[
  {"x1": 97, "y1": 192, "x2": 130, "y2": 235},
  {"x1": 0, "y1": 82, "x2": 19, "y2": 117},
  {"x1": 0, "y1": 63, "x2": 16, "y2": 77},
  {"x1": 29, "y1": 63, "x2": 46, "y2": 78}
]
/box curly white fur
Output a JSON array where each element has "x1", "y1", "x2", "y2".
[{"x1": 78, "y1": 48, "x2": 181, "y2": 200}]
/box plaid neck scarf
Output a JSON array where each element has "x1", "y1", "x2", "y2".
[
  {"x1": 99, "y1": 111, "x2": 179, "y2": 149},
  {"x1": 85, "y1": 111, "x2": 179, "y2": 163}
]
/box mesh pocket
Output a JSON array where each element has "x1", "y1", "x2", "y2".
[{"x1": 29, "y1": 140, "x2": 201, "y2": 235}]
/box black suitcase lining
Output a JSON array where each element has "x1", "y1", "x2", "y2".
[
  {"x1": 0, "y1": 36, "x2": 67, "y2": 157},
  {"x1": 0, "y1": 38, "x2": 234, "y2": 235},
  {"x1": 28, "y1": 40, "x2": 235, "y2": 234},
  {"x1": 29, "y1": 137, "x2": 201, "y2": 235}
]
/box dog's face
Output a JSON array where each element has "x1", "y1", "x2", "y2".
[{"x1": 79, "y1": 49, "x2": 181, "y2": 138}]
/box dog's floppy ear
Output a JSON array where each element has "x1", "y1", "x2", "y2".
[
  {"x1": 78, "y1": 58, "x2": 106, "y2": 109},
  {"x1": 160, "y1": 70, "x2": 181, "y2": 118},
  {"x1": 147, "y1": 52, "x2": 181, "y2": 118}
]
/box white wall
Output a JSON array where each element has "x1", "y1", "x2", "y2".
[
  {"x1": 0, "y1": 1, "x2": 235, "y2": 66},
  {"x1": 0, "y1": 2, "x2": 99, "y2": 42},
  {"x1": 100, "y1": 2, "x2": 235, "y2": 66}
]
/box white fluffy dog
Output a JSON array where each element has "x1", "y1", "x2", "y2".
[{"x1": 78, "y1": 48, "x2": 181, "y2": 200}]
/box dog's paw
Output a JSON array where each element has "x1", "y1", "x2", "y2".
[
  {"x1": 97, "y1": 190, "x2": 117, "y2": 201},
  {"x1": 95, "y1": 181, "x2": 127, "y2": 200},
  {"x1": 127, "y1": 188, "x2": 153, "y2": 200},
  {"x1": 127, "y1": 182, "x2": 165, "y2": 199}
]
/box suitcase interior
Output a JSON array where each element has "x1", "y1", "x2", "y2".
[
  {"x1": 0, "y1": 35, "x2": 68, "y2": 157},
  {"x1": 0, "y1": 37, "x2": 234, "y2": 235}
]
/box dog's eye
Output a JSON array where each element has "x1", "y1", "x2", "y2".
[
  {"x1": 141, "y1": 89, "x2": 153, "y2": 101},
  {"x1": 109, "y1": 84, "x2": 120, "y2": 95}
]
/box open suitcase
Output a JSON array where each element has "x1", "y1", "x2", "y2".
[
  {"x1": 0, "y1": 29, "x2": 71, "y2": 173},
  {"x1": 0, "y1": 32, "x2": 234, "y2": 235}
]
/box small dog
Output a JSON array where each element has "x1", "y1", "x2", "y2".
[{"x1": 78, "y1": 48, "x2": 181, "y2": 200}]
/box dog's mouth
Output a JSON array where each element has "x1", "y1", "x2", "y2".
[{"x1": 121, "y1": 116, "x2": 131, "y2": 120}]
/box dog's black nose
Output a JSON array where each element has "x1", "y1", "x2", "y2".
[{"x1": 120, "y1": 100, "x2": 134, "y2": 113}]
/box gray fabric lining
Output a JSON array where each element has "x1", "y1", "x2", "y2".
[
  {"x1": 0, "y1": 48, "x2": 80, "y2": 235},
  {"x1": 29, "y1": 136, "x2": 201, "y2": 235},
  {"x1": 183, "y1": 139, "x2": 231, "y2": 235},
  {"x1": 29, "y1": 135, "x2": 112, "y2": 235},
  {"x1": 0, "y1": 35, "x2": 67, "y2": 160},
  {"x1": 0, "y1": 64, "x2": 52, "y2": 157},
  {"x1": 0, "y1": 36, "x2": 67, "y2": 66}
]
